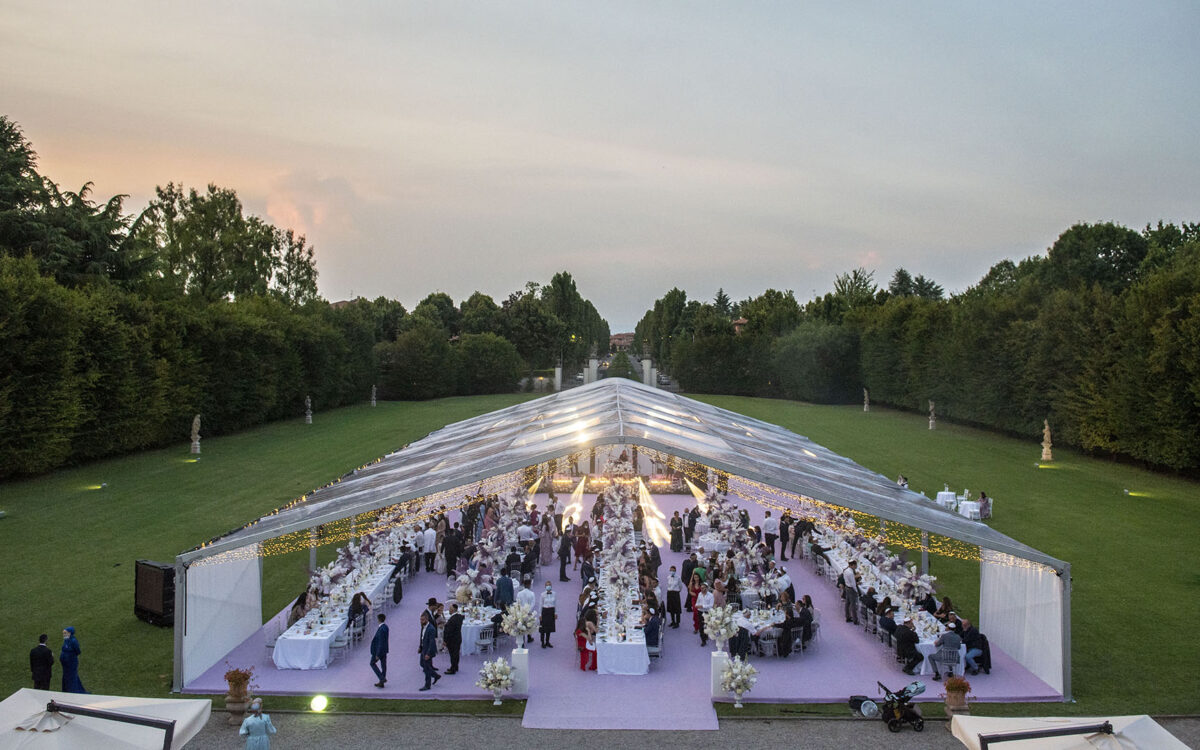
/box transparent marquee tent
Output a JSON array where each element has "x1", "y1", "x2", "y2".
[{"x1": 174, "y1": 378, "x2": 1071, "y2": 698}]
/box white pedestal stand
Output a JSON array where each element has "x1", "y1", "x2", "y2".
[{"x1": 511, "y1": 647, "x2": 529, "y2": 695}]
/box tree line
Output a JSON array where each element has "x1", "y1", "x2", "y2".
[
  {"x1": 635, "y1": 221, "x2": 1200, "y2": 472},
  {"x1": 0, "y1": 116, "x2": 609, "y2": 478}
]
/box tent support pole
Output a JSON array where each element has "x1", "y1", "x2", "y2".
[
  {"x1": 1061, "y1": 561, "x2": 1073, "y2": 701},
  {"x1": 172, "y1": 559, "x2": 186, "y2": 693},
  {"x1": 309, "y1": 529, "x2": 318, "y2": 571},
  {"x1": 920, "y1": 531, "x2": 929, "y2": 575}
]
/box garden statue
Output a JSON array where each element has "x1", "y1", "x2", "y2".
[
  {"x1": 928, "y1": 400, "x2": 936, "y2": 430},
  {"x1": 305, "y1": 395, "x2": 313, "y2": 424},
  {"x1": 1041, "y1": 419, "x2": 1053, "y2": 462},
  {"x1": 371, "y1": 384, "x2": 377, "y2": 407},
  {"x1": 190, "y1": 414, "x2": 201, "y2": 454},
  {"x1": 863, "y1": 388, "x2": 870, "y2": 412}
]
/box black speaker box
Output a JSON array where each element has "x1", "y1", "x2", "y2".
[{"x1": 134, "y1": 559, "x2": 175, "y2": 627}]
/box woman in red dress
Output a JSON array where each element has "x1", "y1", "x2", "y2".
[
  {"x1": 573, "y1": 522, "x2": 590, "y2": 570},
  {"x1": 575, "y1": 619, "x2": 597, "y2": 670},
  {"x1": 688, "y1": 573, "x2": 703, "y2": 634}
]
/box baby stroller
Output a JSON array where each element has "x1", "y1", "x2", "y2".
[{"x1": 875, "y1": 680, "x2": 925, "y2": 732}]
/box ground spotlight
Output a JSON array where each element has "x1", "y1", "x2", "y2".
[{"x1": 310, "y1": 694, "x2": 328, "y2": 712}]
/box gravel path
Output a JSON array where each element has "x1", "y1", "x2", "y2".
[{"x1": 186, "y1": 712, "x2": 1200, "y2": 749}]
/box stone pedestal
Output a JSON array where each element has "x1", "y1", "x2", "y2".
[
  {"x1": 642, "y1": 358, "x2": 653, "y2": 386},
  {"x1": 553, "y1": 366, "x2": 562, "y2": 392},
  {"x1": 190, "y1": 440, "x2": 200, "y2": 455},
  {"x1": 510, "y1": 648, "x2": 530, "y2": 695},
  {"x1": 710, "y1": 650, "x2": 729, "y2": 698}
]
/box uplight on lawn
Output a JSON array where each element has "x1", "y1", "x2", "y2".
[{"x1": 310, "y1": 695, "x2": 328, "y2": 712}]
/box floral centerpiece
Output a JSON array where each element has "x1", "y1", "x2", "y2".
[
  {"x1": 501, "y1": 601, "x2": 538, "y2": 647},
  {"x1": 476, "y1": 657, "x2": 514, "y2": 705},
  {"x1": 720, "y1": 656, "x2": 758, "y2": 707},
  {"x1": 703, "y1": 604, "x2": 738, "y2": 652}
]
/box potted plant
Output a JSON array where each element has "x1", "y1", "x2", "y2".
[
  {"x1": 720, "y1": 656, "x2": 758, "y2": 708},
  {"x1": 476, "y1": 657, "x2": 514, "y2": 705},
  {"x1": 943, "y1": 674, "x2": 971, "y2": 717},
  {"x1": 222, "y1": 664, "x2": 254, "y2": 725}
]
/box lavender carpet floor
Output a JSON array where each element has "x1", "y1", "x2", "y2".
[{"x1": 183, "y1": 494, "x2": 1060, "y2": 730}]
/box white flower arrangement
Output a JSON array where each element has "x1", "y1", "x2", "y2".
[
  {"x1": 500, "y1": 601, "x2": 539, "y2": 639},
  {"x1": 703, "y1": 604, "x2": 739, "y2": 644},
  {"x1": 476, "y1": 657, "x2": 514, "y2": 692},
  {"x1": 720, "y1": 656, "x2": 758, "y2": 703}
]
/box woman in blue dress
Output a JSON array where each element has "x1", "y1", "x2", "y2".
[
  {"x1": 239, "y1": 698, "x2": 277, "y2": 749},
  {"x1": 60, "y1": 627, "x2": 86, "y2": 693}
]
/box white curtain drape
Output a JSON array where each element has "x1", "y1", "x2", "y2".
[
  {"x1": 182, "y1": 545, "x2": 262, "y2": 685},
  {"x1": 979, "y1": 549, "x2": 1064, "y2": 695}
]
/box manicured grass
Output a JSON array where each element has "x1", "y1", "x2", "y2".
[{"x1": 1, "y1": 393, "x2": 1195, "y2": 716}]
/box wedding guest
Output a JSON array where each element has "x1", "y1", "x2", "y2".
[
  {"x1": 669, "y1": 511, "x2": 684, "y2": 552},
  {"x1": 443, "y1": 604, "x2": 463, "y2": 674},
  {"x1": 934, "y1": 596, "x2": 955, "y2": 623},
  {"x1": 239, "y1": 698, "x2": 277, "y2": 749},
  {"x1": 423, "y1": 523, "x2": 437, "y2": 571},
  {"x1": 558, "y1": 531, "x2": 573, "y2": 582},
  {"x1": 779, "y1": 512, "x2": 793, "y2": 561},
  {"x1": 895, "y1": 618, "x2": 923, "y2": 675},
  {"x1": 573, "y1": 523, "x2": 590, "y2": 569},
  {"x1": 495, "y1": 570, "x2": 515, "y2": 613},
  {"x1": 539, "y1": 582, "x2": 557, "y2": 648},
  {"x1": 418, "y1": 612, "x2": 441, "y2": 691},
  {"x1": 795, "y1": 598, "x2": 814, "y2": 650},
  {"x1": 370, "y1": 613, "x2": 389, "y2": 688},
  {"x1": 642, "y1": 607, "x2": 661, "y2": 648},
  {"x1": 762, "y1": 510, "x2": 779, "y2": 556},
  {"x1": 665, "y1": 566, "x2": 683, "y2": 628},
  {"x1": 30, "y1": 634, "x2": 53, "y2": 690},
  {"x1": 516, "y1": 583, "x2": 536, "y2": 644},
  {"x1": 695, "y1": 583, "x2": 715, "y2": 646},
  {"x1": 687, "y1": 573, "x2": 703, "y2": 625},
  {"x1": 348, "y1": 592, "x2": 371, "y2": 629},
  {"x1": 575, "y1": 617, "x2": 597, "y2": 671},
  {"x1": 579, "y1": 552, "x2": 595, "y2": 584},
  {"x1": 60, "y1": 627, "x2": 85, "y2": 693},
  {"x1": 686, "y1": 506, "x2": 700, "y2": 544}
]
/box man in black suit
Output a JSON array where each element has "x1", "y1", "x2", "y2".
[
  {"x1": 369, "y1": 613, "x2": 389, "y2": 688},
  {"x1": 443, "y1": 603, "x2": 464, "y2": 675},
  {"x1": 894, "y1": 618, "x2": 924, "y2": 675},
  {"x1": 418, "y1": 612, "x2": 441, "y2": 691},
  {"x1": 558, "y1": 532, "x2": 572, "y2": 582},
  {"x1": 30, "y1": 634, "x2": 53, "y2": 690}
]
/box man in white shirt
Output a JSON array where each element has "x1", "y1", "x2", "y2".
[
  {"x1": 515, "y1": 583, "x2": 536, "y2": 645},
  {"x1": 665, "y1": 567, "x2": 683, "y2": 628},
  {"x1": 423, "y1": 524, "x2": 437, "y2": 572},
  {"x1": 841, "y1": 560, "x2": 859, "y2": 624},
  {"x1": 517, "y1": 523, "x2": 535, "y2": 543},
  {"x1": 694, "y1": 583, "x2": 715, "y2": 646},
  {"x1": 762, "y1": 510, "x2": 780, "y2": 558}
]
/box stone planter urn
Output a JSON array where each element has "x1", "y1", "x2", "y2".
[{"x1": 223, "y1": 667, "x2": 253, "y2": 725}]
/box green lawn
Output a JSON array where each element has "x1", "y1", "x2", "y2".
[{"x1": 1, "y1": 393, "x2": 1195, "y2": 715}]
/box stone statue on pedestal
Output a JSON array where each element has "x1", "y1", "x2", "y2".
[
  {"x1": 371, "y1": 384, "x2": 377, "y2": 407},
  {"x1": 863, "y1": 388, "x2": 870, "y2": 413},
  {"x1": 1041, "y1": 419, "x2": 1054, "y2": 462},
  {"x1": 305, "y1": 395, "x2": 313, "y2": 424},
  {"x1": 928, "y1": 400, "x2": 936, "y2": 430},
  {"x1": 190, "y1": 414, "x2": 201, "y2": 454}
]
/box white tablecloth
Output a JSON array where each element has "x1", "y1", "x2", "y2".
[
  {"x1": 596, "y1": 637, "x2": 649, "y2": 675},
  {"x1": 958, "y1": 501, "x2": 981, "y2": 519},
  {"x1": 936, "y1": 491, "x2": 958, "y2": 509},
  {"x1": 696, "y1": 532, "x2": 730, "y2": 553},
  {"x1": 461, "y1": 609, "x2": 501, "y2": 655},
  {"x1": 693, "y1": 519, "x2": 711, "y2": 537},
  {"x1": 273, "y1": 564, "x2": 392, "y2": 670}
]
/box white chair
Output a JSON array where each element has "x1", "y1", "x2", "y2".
[
  {"x1": 263, "y1": 620, "x2": 281, "y2": 655},
  {"x1": 328, "y1": 632, "x2": 350, "y2": 664},
  {"x1": 932, "y1": 646, "x2": 962, "y2": 678},
  {"x1": 475, "y1": 625, "x2": 495, "y2": 655},
  {"x1": 758, "y1": 628, "x2": 779, "y2": 657},
  {"x1": 808, "y1": 621, "x2": 821, "y2": 650}
]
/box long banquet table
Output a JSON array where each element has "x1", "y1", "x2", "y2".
[{"x1": 273, "y1": 563, "x2": 393, "y2": 670}]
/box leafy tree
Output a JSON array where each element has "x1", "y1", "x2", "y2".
[
  {"x1": 456, "y1": 333, "x2": 524, "y2": 394},
  {"x1": 888, "y1": 268, "x2": 915, "y2": 297},
  {"x1": 502, "y1": 289, "x2": 564, "y2": 370},
  {"x1": 738, "y1": 289, "x2": 802, "y2": 337},
  {"x1": 1042, "y1": 222, "x2": 1149, "y2": 293},
  {"x1": 604, "y1": 351, "x2": 638, "y2": 380},
  {"x1": 460, "y1": 291, "x2": 502, "y2": 335},
  {"x1": 271, "y1": 228, "x2": 319, "y2": 304},
  {"x1": 0, "y1": 116, "x2": 47, "y2": 254},
  {"x1": 411, "y1": 291, "x2": 461, "y2": 335},
  {"x1": 375, "y1": 320, "x2": 458, "y2": 400},
  {"x1": 774, "y1": 321, "x2": 860, "y2": 403}
]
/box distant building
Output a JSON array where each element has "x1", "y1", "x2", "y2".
[
  {"x1": 610, "y1": 332, "x2": 634, "y2": 352},
  {"x1": 733, "y1": 317, "x2": 748, "y2": 335}
]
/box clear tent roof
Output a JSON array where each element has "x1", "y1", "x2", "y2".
[{"x1": 182, "y1": 378, "x2": 1064, "y2": 570}]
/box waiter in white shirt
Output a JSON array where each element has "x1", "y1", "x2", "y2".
[
  {"x1": 762, "y1": 510, "x2": 780, "y2": 557},
  {"x1": 841, "y1": 560, "x2": 860, "y2": 624},
  {"x1": 515, "y1": 582, "x2": 536, "y2": 645}
]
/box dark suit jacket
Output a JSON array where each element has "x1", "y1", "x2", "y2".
[
  {"x1": 370, "y1": 623, "x2": 389, "y2": 657},
  {"x1": 496, "y1": 575, "x2": 514, "y2": 604},
  {"x1": 30, "y1": 644, "x2": 54, "y2": 682},
  {"x1": 420, "y1": 622, "x2": 438, "y2": 658},
  {"x1": 894, "y1": 626, "x2": 919, "y2": 658},
  {"x1": 643, "y1": 616, "x2": 661, "y2": 647},
  {"x1": 443, "y1": 612, "x2": 464, "y2": 644}
]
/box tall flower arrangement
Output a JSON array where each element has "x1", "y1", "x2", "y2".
[
  {"x1": 720, "y1": 656, "x2": 758, "y2": 707},
  {"x1": 703, "y1": 604, "x2": 738, "y2": 650},
  {"x1": 476, "y1": 658, "x2": 514, "y2": 705},
  {"x1": 500, "y1": 601, "x2": 539, "y2": 642},
  {"x1": 595, "y1": 458, "x2": 640, "y2": 624}
]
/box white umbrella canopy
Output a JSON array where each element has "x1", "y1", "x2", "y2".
[
  {"x1": 0, "y1": 689, "x2": 211, "y2": 750},
  {"x1": 951, "y1": 715, "x2": 1190, "y2": 750}
]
